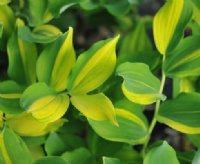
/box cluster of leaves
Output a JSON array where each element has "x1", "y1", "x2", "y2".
[{"x1": 1, "y1": 0, "x2": 200, "y2": 163}]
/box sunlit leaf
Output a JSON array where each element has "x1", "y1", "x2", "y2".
[
  {"x1": 157, "y1": 93, "x2": 200, "y2": 134},
  {"x1": 68, "y1": 36, "x2": 119, "y2": 95},
  {"x1": 0, "y1": 0, "x2": 11, "y2": 5},
  {"x1": 88, "y1": 108, "x2": 148, "y2": 145},
  {"x1": 144, "y1": 141, "x2": 179, "y2": 164},
  {"x1": 37, "y1": 27, "x2": 76, "y2": 92},
  {"x1": 117, "y1": 62, "x2": 166, "y2": 105},
  {"x1": 164, "y1": 36, "x2": 200, "y2": 78},
  {"x1": 71, "y1": 93, "x2": 117, "y2": 125},
  {"x1": 153, "y1": 0, "x2": 193, "y2": 55},
  {"x1": 20, "y1": 83, "x2": 69, "y2": 123},
  {"x1": 103, "y1": 156, "x2": 121, "y2": 164}
]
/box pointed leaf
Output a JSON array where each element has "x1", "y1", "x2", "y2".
[
  {"x1": 192, "y1": 149, "x2": 200, "y2": 164},
  {"x1": 157, "y1": 93, "x2": 200, "y2": 134},
  {"x1": 116, "y1": 62, "x2": 166, "y2": 105},
  {"x1": 37, "y1": 27, "x2": 76, "y2": 92},
  {"x1": 153, "y1": 0, "x2": 193, "y2": 55},
  {"x1": 144, "y1": 141, "x2": 179, "y2": 164},
  {"x1": 164, "y1": 36, "x2": 200, "y2": 78},
  {"x1": 7, "y1": 19, "x2": 37, "y2": 85},
  {"x1": 71, "y1": 93, "x2": 117, "y2": 125},
  {"x1": 0, "y1": 126, "x2": 33, "y2": 163},
  {"x1": 20, "y1": 83, "x2": 69, "y2": 123},
  {"x1": 88, "y1": 108, "x2": 148, "y2": 145},
  {"x1": 68, "y1": 36, "x2": 119, "y2": 95}
]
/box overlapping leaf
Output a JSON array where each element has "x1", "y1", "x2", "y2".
[
  {"x1": 116, "y1": 62, "x2": 166, "y2": 105},
  {"x1": 88, "y1": 108, "x2": 148, "y2": 145},
  {"x1": 71, "y1": 93, "x2": 117, "y2": 125},
  {"x1": 37, "y1": 27, "x2": 76, "y2": 92},
  {"x1": 164, "y1": 36, "x2": 200, "y2": 78},
  {"x1": 153, "y1": 0, "x2": 193, "y2": 55},
  {"x1": 157, "y1": 93, "x2": 200, "y2": 134},
  {"x1": 67, "y1": 36, "x2": 119, "y2": 95},
  {"x1": 20, "y1": 83, "x2": 69, "y2": 123}
]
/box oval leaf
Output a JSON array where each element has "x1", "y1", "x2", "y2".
[
  {"x1": 88, "y1": 108, "x2": 148, "y2": 145},
  {"x1": 116, "y1": 62, "x2": 166, "y2": 105},
  {"x1": 71, "y1": 93, "x2": 117, "y2": 125},
  {"x1": 157, "y1": 93, "x2": 200, "y2": 134},
  {"x1": 37, "y1": 27, "x2": 76, "y2": 92},
  {"x1": 153, "y1": 0, "x2": 193, "y2": 55},
  {"x1": 67, "y1": 36, "x2": 119, "y2": 95}
]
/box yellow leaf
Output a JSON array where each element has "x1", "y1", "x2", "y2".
[
  {"x1": 68, "y1": 36, "x2": 119, "y2": 95},
  {"x1": 71, "y1": 93, "x2": 118, "y2": 125},
  {"x1": 153, "y1": 0, "x2": 193, "y2": 55}
]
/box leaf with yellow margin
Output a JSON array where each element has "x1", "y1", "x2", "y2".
[
  {"x1": 117, "y1": 62, "x2": 166, "y2": 105},
  {"x1": 153, "y1": 0, "x2": 193, "y2": 55},
  {"x1": 71, "y1": 93, "x2": 118, "y2": 125},
  {"x1": 37, "y1": 27, "x2": 76, "y2": 92},
  {"x1": 67, "y1": 36, "x2": 119, "y2": 95}
]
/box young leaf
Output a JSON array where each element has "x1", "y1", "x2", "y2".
[
  {"x1": 0, "y1": 126, "x2": 33, "y2": 163},
  {"x1": 116, "y1": 62, "x2": 166, "y2": 105},
  {"x1": 103, "y1": 156, "x2": 121, "y2": 164},
  {"x1": 88, "y1": 108, "x2": 148, "y2": 145},
  {"x1": 37, "y1": 27, "x2": 76, "y2": 92},
  {"x1": 143, "y1": 141, "x2": 179, "y2": 164},
  {"x1": 7, "y1": 19, "x2": 37, "y2": 85},
  {"x1": 20, "y1": 83, "x2": 69, "y2": 123},
  {"x1": 0, "y1": 80, "x2": 24, "y2": 114},
  {"x1": 164, "y1": 36, "x2": 200, "y2": 78},
  {"x1": 71, "y1": 93, "x2": 117, "y2": 125},
  {"x1": 67, "y1": 36, "x2": 119, "y2": 95},
  {"x1": 157, "y1": 93, "x2": 200, "y2": 134},
  {"x1": 18, "y1": 24, "x2": 62, "y2": 43},
  {"x1": 153, "y1": 0, "x2": 193, "y2": 55}
]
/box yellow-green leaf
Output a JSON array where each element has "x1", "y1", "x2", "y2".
[
  {"x1": 71, "y1": 93, "x2": 117, "y2": 125},
  {"x1": 88, "y1": 108, "x2": 148, "y2": 145},
  {"x1": 37, "y1": 27, "x2": 76, "y2": 92},
  {"x1": 68, "y1": 36, "x2": 119, "y2": 95},
  {"x1": 20, "y1": 83, "x2": 69, "y2": 123},
  {"x1": 7, "y1": 19, "x2": 37, "y2": 85},
  {"x1": 116, "y1": 62, "x2": 166, "y2": 105},
  {"x1": 153, "y1": 0, "x2": 193, "y2": 55}
]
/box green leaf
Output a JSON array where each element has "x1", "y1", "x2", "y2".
[
  {"x1": 18, "y1": 24, "x2": 62, "y2": 43},
  {"x1": 116, "y1": 62, "x2": 166, "y2": 105},
  {"x1": 120, "y1": 20, "x2": 152, "y2": 55},
  {"x1": 34, "y1": 156, "x2": 69, "y2": 164},
  {"x1": 103, "y1": 0, "x2": 131, "y2": 17},
  {"x1": 0, "y1": 0, "x2": 11, "y2": 5},
  {"x1": 79, "y1": 0, "x2": 100, "y2": 10},
  {"x1": 177, "y1": 151, "x2": 195, "y2": 164},
  {"x1": 188, "y1": 134, "x2": 200, "y2": 148},
  {"x1": 0, "y1": 81, "x2": 24, "y2": 114},
  {"x1": 157, "y1": 93, "x2": 200, "y2": 134},
  {"x1": 61, "y1": 147, "x2": 92, "y2": 164},
  {"x1": 37, "y1": 27, "x2": 76, "y2": 92},
  {"x1": 88, "y1": 108, "x2": 148, "y2": 145},
  {"x1": 20, "y1": 83, "x2": 69, "y2": 123},
  {"x1": 0, "y1": 24, "x2": 3, "y2": 38},
  {"x1": 0, "y1": 126, "x2": 33, "y2": 164},
  {"x1": 7, "y1": 19, "x2": 37, "y2": 85},
  {"x1": 192, "y1": 0, "x2": 200, "y2": 25},
  {"x1": 164, "y1": 36, "x2": 200, "y2": 78},
  {"x1": 67, "y1": 36, "x2": 119, "y2": 95},
  {"x1": 103, "y1": 156, "x2": 121, "y2": 164},
  {"x1": 71, "y1": 93, "x2": 117, "y2": 125},
  {"x1": 153, "y1": 0, "x2": 193, "y2": 55},
  {"x1": 144, "y1": 141, "x2": 179, "y2": 164},
  {"x1": 192, "y1": 149, "x2": 200, "y2": 164}
]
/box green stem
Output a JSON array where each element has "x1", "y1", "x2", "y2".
[{"x1": 141, "y1": 56, "x2": 166, "y2": 156}]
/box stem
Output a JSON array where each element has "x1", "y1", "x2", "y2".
[{"x1": 141, "y1": 56, "x2": 166, "y2": 156}]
